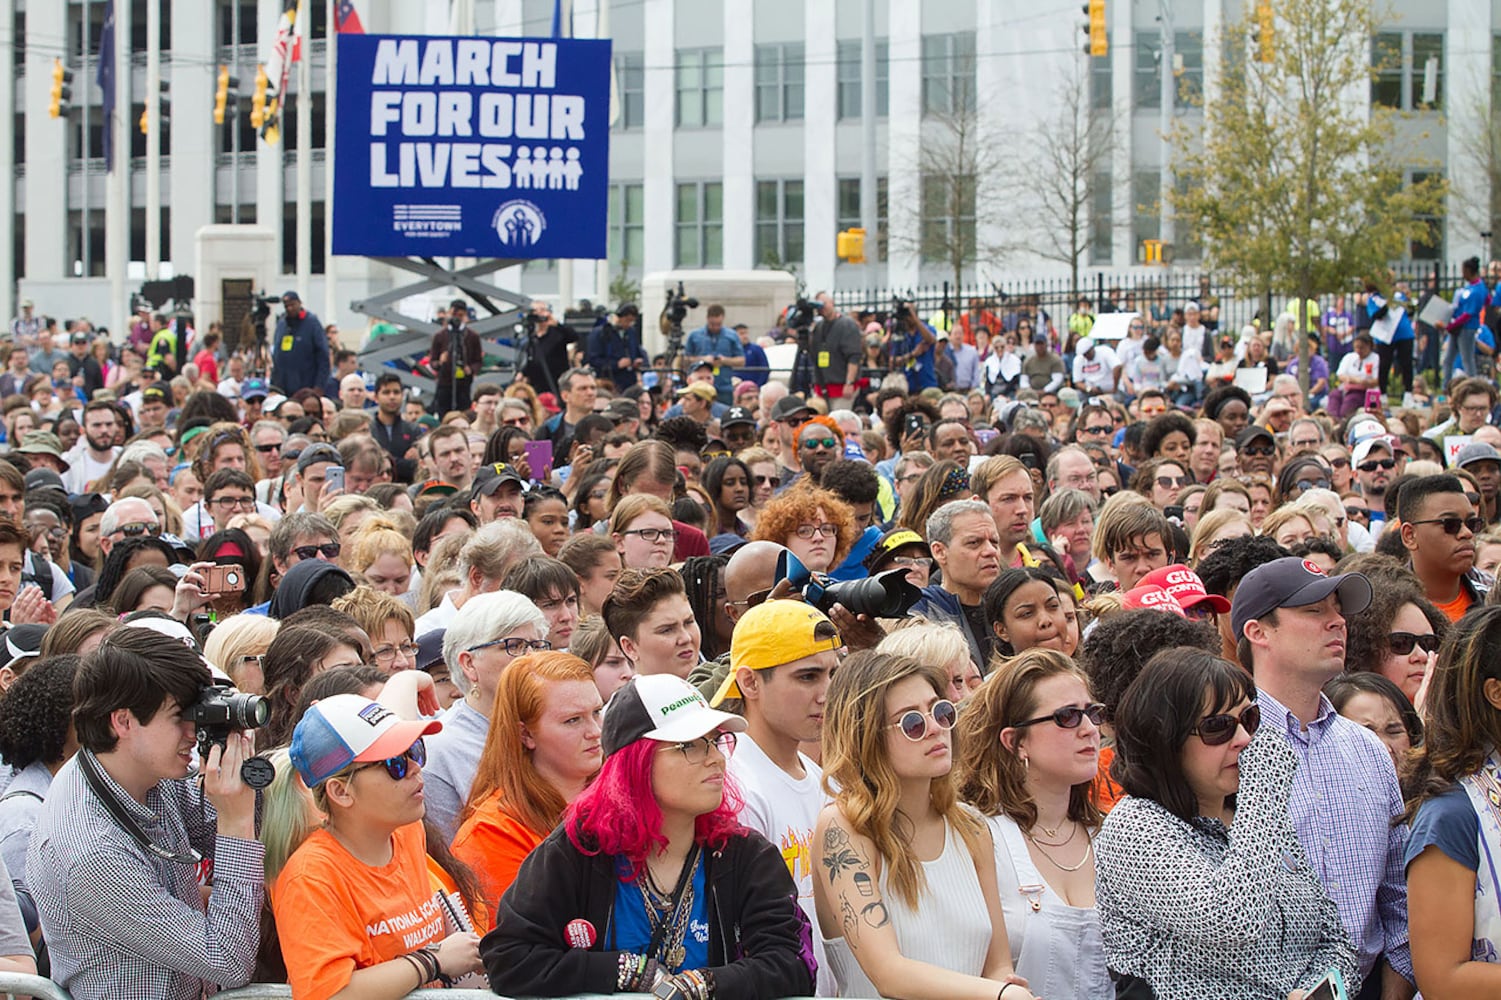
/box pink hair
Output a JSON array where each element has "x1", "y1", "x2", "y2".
[{"x1": 565, "y1": 738, "x2": 743, "y2": 881}]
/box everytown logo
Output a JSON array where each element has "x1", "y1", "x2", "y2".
[{"x1": 658, "y1": 695, "x2": 702, "y2": 717}]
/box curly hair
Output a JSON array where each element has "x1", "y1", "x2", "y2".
[
  {"x1": 1140, "y1": 411, "x2": 1197, "y2": 460},
  {"x1": 750, "y1": 486, "x2": 859, "y2": 568},
  {"x1": 1342, "y1": 573, "x2": 1447, "y2": 678},
  {"x1": 481, "y1": 425, "x2": 531, "y2": 467},
  {"x1": 1076, "y1": 607, "x2": 1219, "y2": 717},
  {"x1": 0, "y1": 654, "x2": 81, "y2": 769},
  {"x1": 654, "y1": 415, "x2": 709, "y2": 456},
  {"x1": 791, "y1": 416, "x2": 845, "y2": 465},
  {"x1": 1200, "y1": 385, "x2": 1253, "y2": 423}
]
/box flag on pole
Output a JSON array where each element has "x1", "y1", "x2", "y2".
[
  {"x1": 550, "y1": 0, "x2": 574, "y2": 38},
  {"x1": 260, "y1": 0, "x2": 304, "y2": 145},
  {"x1": 97, "y1": 0, "x2": 116, "y2": 171},
  {"x1": 336, "y1": 0, "x2": 365, "y2": 34}
]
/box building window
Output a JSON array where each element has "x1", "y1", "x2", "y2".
[
  {"x1": 1134, "y1": 32, "x2": 1203, "y2": 110},
  {"x1": 1089, "y1": 45, "x2": 1112, "y2": 111},
  {"x1": 922, "y1": 32, "x2": 976, "y2": 116},
  {"x1": 1373, "y1": 32, "x2": 1443, "y2": 111},
  {"x1": 618, "y1": 52, "x2": 645, "y2": 129},
  {"x1": 837, "y1": 176, "x2": 888, "y2": 262},
  {"x1": 676, "y1": 48, "x2": 724, "y2": 128},
  {"x1": 837, "y1": 39, "x2": 889, "y2": 120},
  {"x1": 608, "y1": 183, "x2": 644, "y2": 269},
  {"x1": 675, "y1": 182, "x2": 723, "y2": 268},
  {"x1": 755, "y1": 43, "x2": 804, "y2": 123},
  {"x1": 1132, "y1": 170, "x2": 1161, "y2": 256},
  {"x1": 217, "y1": 1, "x2": 258, "y2": 47},
  {"x1": 756, "y1": 180, "x2": 804, "y2": 267},
  {"x1": 1409, "y1": 171, "x2": 1443, "y2": 260},
  {"x1": 920, "y1": 173, "x2": 975, "y2": 263},
  {"x1": 1090, "y1": 171, "x2": 1112, "y2": 265}
]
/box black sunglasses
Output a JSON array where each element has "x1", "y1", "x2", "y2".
[
  {"x1": 1344, "y1": 506, "x2": 1369, "y2": 520},
  {"x1": 1357, "y1": 458, "x2": 1396, "y2": 472},
  {"x1": 1193, "y1": 705, "x2": 1261, "y2": 746},
  {"x1": 1241, "y1": 444, "x2": 1276, "y2": 457},
  {"x1": 353, "y1": 737, "x2": 426, "y2": 781},
  {"x1": 1015, "y1": 703, "x2": 1107, "y2": 730},
  {"x1": 1294, "y1": 478, "x2": 1331, "y2": 492},
  {"x1": 1408, "y1": 515, "x2": 1486, "y2": 536},
  {"x1": 292, "y1": 542, "x2": 341, "y2": 560},
  {"x1": 1388, "y1": 632, "x2": 1440, "y2": 656}
]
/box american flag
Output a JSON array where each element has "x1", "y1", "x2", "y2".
[
  {"x1": 259, "y1": 0, "x2": 302, "y2": 145},
  {"x1": 336, "y1": 0, "x2": 364, "y2": 34}
]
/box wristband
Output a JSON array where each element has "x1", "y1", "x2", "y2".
[
  {"x1": 998, "y1": 984, "x2": 1016, "y2": 999},
  {"x1": 399, "y1": 952, "x2": 428, "y2": 989}
]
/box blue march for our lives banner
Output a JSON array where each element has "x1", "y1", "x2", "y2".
[{"x1": 332, "y1": 33, "x2": 611, "y2": 260}]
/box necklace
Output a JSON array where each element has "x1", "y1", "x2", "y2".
[
  {"x1": 639, "y1": 851, "x2": 700, "y2": 971},
  {"x1": 1028, "y1": 819, "x2": 1077, "y2": 848},
  {"x1": 1026, "y1": 831, "x2": 1093, "y2": 873}
]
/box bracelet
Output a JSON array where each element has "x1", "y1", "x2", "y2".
[
  {"x1": 998, "y1": 983, "x2": 1016, "y2": 999},
  {"x1": 416, "y1": 947, "x2": 440, "y2": 984},
  {"x1": 423, "y1": 946, "x2": 455, "y2": 988},
  {"x1": 398, "y1": 953, "x2": 427, "y2": 990}
]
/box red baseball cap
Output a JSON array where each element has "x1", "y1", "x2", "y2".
[
  {"x1": 1122, "y1": 583, "x2": 1187, "y2": 617},
  {"x1": 1140, "y1": 564, "x2": 1232, "y2": 615}
]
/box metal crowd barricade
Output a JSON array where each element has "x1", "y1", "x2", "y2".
[{"x1": 0, "y1": 976, "x2": 840, "y2": 1000}]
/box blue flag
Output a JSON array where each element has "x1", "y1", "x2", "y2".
[{"x1": 97, "y1": 0, "x2": 116, "y2": 172}]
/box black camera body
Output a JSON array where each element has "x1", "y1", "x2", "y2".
[
  {"x1": 186, "y1": 683, "x2": 269, "y2": 759},
  {"x1": 777, "y1": 549, "x2": 921, "y2": 619},
  {"x1": 785, "y1": 296, "x2": 818, "y2": 334},
  {"x1": 664, "y1": 282, "x2": 699, "y2": 326},
  {"x1": 893, "y1": 297, "x2": 915, "y2": 324}
]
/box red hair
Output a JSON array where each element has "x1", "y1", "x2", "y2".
[{"x1": 564, "y1": 738, "x2": 743, "y2": 881}]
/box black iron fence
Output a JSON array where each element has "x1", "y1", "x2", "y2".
[{"x1": 830, "y1": 262, "x2": 1465, "y2": 337}]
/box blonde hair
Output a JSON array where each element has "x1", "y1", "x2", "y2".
[
  {"x1": 201, "y1": 614, "x2": 279, "y2": 692},
  {"x1": 331, "y1": 585, "x2": 416, "y2": 641},
  {"x1": 876, "y1": 621, "x2": 970, "y2": 672},
  {"x1": 821, "y1": 650, "x2": 985, "y2": 908},
  {"x1": 417, "y1": 533, "x2": 466, "y2": 614},
  {"x1": 348, "y1": 515, "x2": 415, "y2": 574},
  {"x1": 322, "y1": 494, "x2": 380, "y2": 532},
  {"x1": 257, "y1": 749, "x2": 319, "y2": 881},
  {"x1": 1259, "y1": 498, "x2": 1326, "y2": 544},
  {"x1": 1189, "y1": 508, "x2": 1252, "y2": 565}
]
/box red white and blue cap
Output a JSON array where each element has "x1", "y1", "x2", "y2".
[{"x1": 290, "y1": 693, "x2": 442, "y2": 787}]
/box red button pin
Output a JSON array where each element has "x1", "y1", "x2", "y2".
[{"x1": 564, "y1": 918, "x2": 596, "y2": 948}]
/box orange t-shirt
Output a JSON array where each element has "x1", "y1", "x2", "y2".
[
  {"x1": 450, "y1": 789, "x2": 546, "y2": 909},
  {"x1": 1435, "y1": 586, "x2": 1474, "y2": 623},
  {"x1": 1094, "y1": 745, "x2": 1124, "y2": 813},
  {"x1": 273, "y1": 822, "x2": 446, "y2": 1000},
  {"x1": 427, "y1": 854, "x2": 492, "y2": 935}
]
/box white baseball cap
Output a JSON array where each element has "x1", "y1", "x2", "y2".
[
  {"x1": 290, "y1": 693, "x2": 443, "y2": 787},
  {"x1": 601, "y1": 674, "x2": 746, "y2": 758}
]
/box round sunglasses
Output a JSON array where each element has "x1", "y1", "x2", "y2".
[
  {"x1": 889, "y1": 700, "x2": 958, "y2": 741},
  {"x1": 1192, "y1": 705, "x2": 1261, "y2": 746}
]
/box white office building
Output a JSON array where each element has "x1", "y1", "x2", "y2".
[{"x1": 0, "y1": 0, "x2": 1483, "y2": 337}]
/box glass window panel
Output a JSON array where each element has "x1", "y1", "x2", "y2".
[
  {"x1": 677, "y1": 184, "x2": 698, "y2": 223},
  {"x1": 704, "y1": 225, "x2": 723, "y2": 267},
  {"x1": 1413, "y1": 33, "x2": 1443, "y2": 109},
  {"x1": 704, "y1": 183, "x2": 723, "y2": 221},
  {"x1": 784, "y1": 181, "x2": 804, "y2": 222},
  {"x1": 757, "y1": 181, "x2": 778, "y2": 219}
]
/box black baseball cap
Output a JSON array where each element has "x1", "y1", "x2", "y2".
[
  {"x1": 770, "y1": 395, "x2": 813, "y2": 422},
  {"x1": 1235, "y1": 425, "x2": 1276, "y2": 451},
  {"x1": 296, "y1": 443, "x2": 342, "y2": 474},
  {"x1": 721, "y1": 406, "x2": 755, "y2": 429},
  {"x1": 415, "y1": 630, "x2": 446, "y2": 673},
  {"x1": 23, "y1": 468, "x2": 66, "y2": 494},
  {"x1": 1229, "y1": 556, "x2": 1373, "y2": 642},
  {"x1": 471, "y1": 462, "x2": 526, "y2": 498}
]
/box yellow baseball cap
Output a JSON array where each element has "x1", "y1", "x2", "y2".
[{"x1": 711, "y1": 600, "x2": 843, "y2": 707}]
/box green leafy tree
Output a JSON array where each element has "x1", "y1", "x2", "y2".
[{"x1": 1171, "y1": 0, "x2": 1445, "y2": 395}]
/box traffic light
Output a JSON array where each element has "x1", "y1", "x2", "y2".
[
  {"x1": 214, "y1": 65, "x2": 241, "y2": 125},
  {"x1": 1142, "y1": 239, "x2": 1164, "y2": 264},
  {"x1": 250, "y1": 65, "x2": 269, "y2": 130},
  {"x1": 1082, "y1": 0, "x2": 1107, "y2": 58},
  {"x1": 139, "y1": 81, "x2": 170, "y2": 135},
  {"x1": 1256, "y1": 1, "x2": 1275, "y2": 63},
  {"x1": 49, "y1": 59, "x2": 74, "y2": 119},
  {"x1": 837, "y1": 228, "x2": 866, "y2": 264}
]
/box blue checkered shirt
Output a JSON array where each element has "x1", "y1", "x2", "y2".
[{"x1": 1257, "y1": 690, "x2": 1413, "y2": 984}]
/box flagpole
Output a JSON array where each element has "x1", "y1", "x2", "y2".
[
  {"x1": 556, "y1": 0, "x2": 573, "y2": 317},
  {"x1": 323, "y1": 0, "x2": 337, "y2": 338},
  {"x1": 596, "y1": 0, "x2": 611, "y2": 303},
  {"x1": 145, "y1": 0, "x2": 160, "y2": 281},
  {"x1": 296, "y1": 0, "x2": 312, "y2": 304},
  {"x1": 107, "y1": 0, "x2": 130, "y2": 344}
]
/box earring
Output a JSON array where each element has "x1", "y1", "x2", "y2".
[{"x1": 1020, "y1": 755, "x2": 1029, "y2": 772}]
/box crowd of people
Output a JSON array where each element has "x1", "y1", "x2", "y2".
[{"x1": 0, "y1": 277, "x2": 1500, "y2": 1000}]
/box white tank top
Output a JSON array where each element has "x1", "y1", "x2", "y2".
[{"x1": 822, "y1": 816, "x2": 992, "y2": 996}]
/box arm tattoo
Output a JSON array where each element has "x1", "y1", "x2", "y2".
[
  {"x1": 841, "y1": 896, "x2": 860, "y2": 943},
  {"x1": 861, "y1": 900, "x2": 890, "y2": 928},
  {"x1": 821, "y1": 846, "x2": 863, "y2": 882}
]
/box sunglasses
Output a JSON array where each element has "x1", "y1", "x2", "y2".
[
  {"x1": 352, "y1": 737, "x2": 426, "y2": 781},
  {"x1": 292, "y1": 542, "x2": 341, "y2": 560},
  {"x1": 1294, "y1": 478, "x2": 1330, "y2": 492},
  {"x1": 1193, "y1": 705, "x2": 1261, "y2": 746},
  {"x1": 801, "y1": 437, "x2": 839, "y2": 450},
  {"x1": 254, "y1": 442, "x2": 281, "y2": 453},
  {"x1": 1015, "y1": 703, "x2": 1107, "y2": 730},
  {"x1": 1357, "y1": 458, "x2": 1396, "y2": 472},
  {"x1": 889, "y1": 700, "x2": 958, "y2": 741},
  {"x1": 1328, "y1": 457, "x2": 1350, "y2": 470},
  {"x1": 1409, "y1": 515, "x2": 1486, "y2": 536},
  {"x1": 116, "y1": 522, "x2": 160, "y2": 538},
  {"x1": 1344, "y1": 506, "x2": 1369, "y2": 520},
  {"x1": 1156, "y1": 475, "x2": 1192, "y2": 490},
  {"x1": 1241, "y1": 445, "x2": 1276, "y2": 457},
  {"x1": 754, "y1": 474, "x2": 781, "y2": 488},
  {"x1": 726, "y1": 586, "x2": 773, "y2": 611},
  {"x1": 1389, "y1": 632, "x2": 1440, "y2": 656}
]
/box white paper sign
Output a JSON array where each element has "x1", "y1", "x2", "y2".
[
  {"x1": 1419, "y1": 296, "x2": 1454, "y2": 329},
  {"x1": 1087, "y1": 311, "x2": 1139, "y2": 342},
  {"x1": 1234, "y1": 367, "x2": 1268, "y2": 393}
]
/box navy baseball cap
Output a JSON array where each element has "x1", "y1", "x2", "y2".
[
  {"x1": 415, "y1": 630, "x2": 446, "y2": 673},
  {"x1": 1229, "y1": 556, "x2": 1372, "y2": 642}
]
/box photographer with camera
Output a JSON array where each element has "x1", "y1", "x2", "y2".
[
  {"x1": 588, "y1": 304, "x2": 648, "y2": 391},
  {"x1": 28, "y1": 625, "x2": 265, "y2": 1000},
  {"x1": 270, "y1": 291, "x2": 329, "y2": 397},
  {"x1": 431, "y1": 299, "x2": 484, "y2": 417},
  {"x1": 684, "y1": 304, "x2": 744, "y2": 404},
  {"x1": 889, "y1": 299, "x2": 939, "y2": 392},
  {"x1": 519, "y1": 301, "x2": 575, "y2": 398},
  {"x1": 811, "y1": 293, "x2": 864, "y2": 401}
]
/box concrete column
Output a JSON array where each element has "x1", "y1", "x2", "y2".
[
  {"x1": 24, "y1": 0, "x2": 67, "y2": 283},
  {"x1": 1449, "y1": 0, "x2": 1490, "y2": 258},
  {"x1": 171, "y1": 0, "x2": 215, "y2": 285},
  {"x1": 256, "y1": 0, "x2": 286, "y2": 284},
  {"x1": 1109, "y1": 0, "x2": 1133, "y2": 266},
  {"x1": 721, "y1": 0, "x2": 754, "y2": 270},
  {"x1": 803, "y1": 1, "x2": 837, "y2": 292},
  {"x1": 641, "y1": 0, "x2": 674, "y2": 274},
  {"x1": 107, "y1": 0, "x2": 131, "y2": 339},
  {"x1": 0, "y1": 0, "x2": 14, "y2": 322},
  {"x1": 885, "y1": 0, "x2": 922, "y2": 288}
]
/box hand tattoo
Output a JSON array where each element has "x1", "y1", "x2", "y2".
[{"x1": 841, "y1": 897, "x2": 860, "y2": 943}]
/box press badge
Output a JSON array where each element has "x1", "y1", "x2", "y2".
[
  {"x1": 818, "y1": 351, "x2": 830, "y2": 368},
  {"x1": 280, "y1": 336, "x2": 293, "y2": 352}
]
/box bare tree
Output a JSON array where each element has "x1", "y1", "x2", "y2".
[
  {"x1": 1451, "y1": 93, "x2": 1501, "y2": 246},
  {"x1": 1007, "y1": 62, "x2": 1122, "y2": 300}
]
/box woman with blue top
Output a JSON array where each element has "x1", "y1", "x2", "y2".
[{"x1": 1405, "y1": 606, "x2": 1501, "y2": 994}]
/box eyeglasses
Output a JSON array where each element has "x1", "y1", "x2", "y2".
[
  {"x1": 621, "y1": 527, "x2": 678, "y2": 544},
  {"x1": 352, "y1": 738, "x2": 427, "y2": 781},
  {"x1": 1344, "y1": 506, "x2": 1369, "y2": 520},
  {"x1": 794, "y1": 523, "x2": 838, "y2": 539},
  {"x1": 1389, "y1": 632, "x2": 1440, "y2": 656},
  {"x1": 292, "y1": 542, "x2": 341, "y2": 560},
  {"x1": 115, "y1": 522, "x2": 160, "y2": 538},
  {"x1": 727, "y1": 586, "x2": 773, "y2": 611},
  {"x1": 254, "y1": 442, "x2": 282, "y2": 453},
  {"x1": 1192, "y1": 705, "x2": 1261, "y2": 746},
  {"x1": 1078, "y1": 424, "x2": 1112, "y2": 437},
  {"x1": 801, "y1": 437, "x2": 839, "y2": 451},
  {"x1": 660, "y1": 731, "x2": 737, "y2": 764},
  {"x1": 1293, "y1": 478, "x2": 1331, "y2": 493},
  {"x1": 754, "y1": 474, "x2": 781, "y2": 488},
  {"x1": 466, "y1": 636, "x2": 552, "y2": 655},
  {"x1": 1014, "y1": 703, "x2": 1106, "y2": 730},
  {"x1": 209, "y1": 496, "x2": 256, "y2": 511},
  {"x1": 1357, "y1": 458, "x2": 1396, "y2": 473},
  {"x1": 372, "y1": 641, "x2": 421, "y2": 665},
  {"x1": 1409, "y1": 515, "x2": 1486, "y2": 536},
  {"x1": 889, "y1": 700, "x2": 959, "y2": 741},
  {"x1": 1241, "y1": 445, "x2": 1276, "y2": 457},
  {"x1": 889, "y1": 556, "x2": 933, "y2": 570},
  {"x1": 1155, "y1": 475, "x2": 1192, "y2": 490}
]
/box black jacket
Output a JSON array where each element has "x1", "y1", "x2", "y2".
[{"x1": 482, "y1": 824, "x2": 815, "y2": 999}]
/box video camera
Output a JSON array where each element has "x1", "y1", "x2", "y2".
[
  {"x1": 892, "y1": 297, "x2": 916, "y2": 324},
  {"x1": 663, "y1": 282, "x2": 699, "y2": 326},
  {"x1": 776, "y1": 551, "x2": 921, "y2": 620},
  {"x1": 785, "y1": 296, "x2": 818, "y2": 334},
  {"x1": 249, "y1": 290, "x2": 281, "y2": 328}
]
